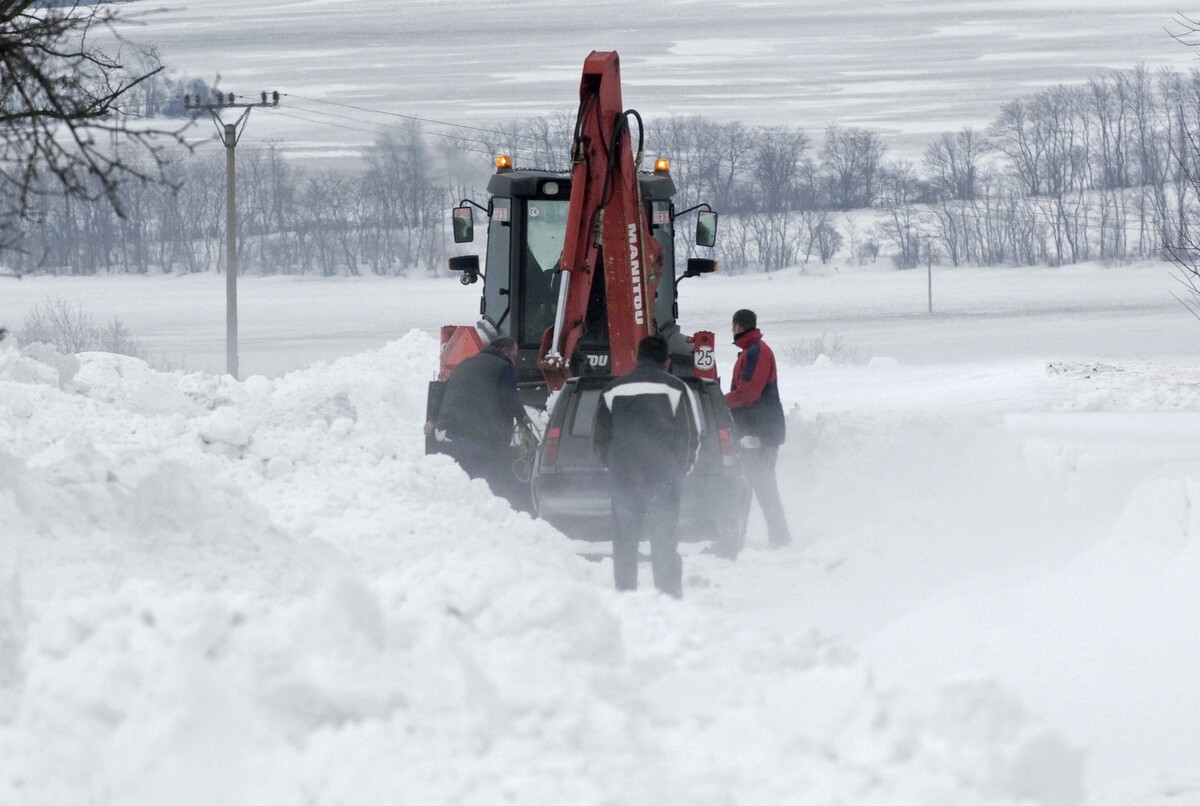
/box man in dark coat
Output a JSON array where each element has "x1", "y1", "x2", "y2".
[
  {"x1": 434, "y1": 335, "x2": 529, "y2": 507},
  {"x1": 725, "y1": 309, "x2": 791, "y2": 549},
  {"x1": 592, "y1": 335, "x2": 700, "y2": 597}
]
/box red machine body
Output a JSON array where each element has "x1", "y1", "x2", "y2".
[
  {"x1": 436, "y1": 325, "x2": 484, "y2": 382},
  {"x1": 433, "y1": 51, "x2": 720, "y2": 408}
]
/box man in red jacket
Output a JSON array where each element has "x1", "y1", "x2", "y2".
[{"x1": 725, "y1": 309, "x2": 791, "y2": 551}]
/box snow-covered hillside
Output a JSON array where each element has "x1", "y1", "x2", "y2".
[{"x1": 129, "y1": 0, "x2": 1198, "y2": 162}]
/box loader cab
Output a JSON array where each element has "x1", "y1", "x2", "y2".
[{"x1": 450, "y1": 163, "x2": 691, "y2": 388}]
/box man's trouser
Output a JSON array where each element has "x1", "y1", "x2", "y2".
[
  {"x1": 741, "y1": 445, "x2": 791, "y2": 546},
  {"x1": 446, "y1": 437, "x2": 525, "y2": 508},
  {"x1": 610, "y1": 475, "x2": 683, "y2": 597},
  {"x1": 446, "y1": 437, "x2": 491, "y2": 479}
]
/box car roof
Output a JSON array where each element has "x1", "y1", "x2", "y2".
[{"x1": 566, "y1": 374, "x2": 719, "y2": 391}]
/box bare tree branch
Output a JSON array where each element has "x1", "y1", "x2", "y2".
[{"x1": 1, "y1": 1, "x2": 193, "y2": 251}]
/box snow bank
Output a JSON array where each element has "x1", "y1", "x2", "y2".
[
  {"x1": 0, "y1": 334, "x2": 1079, "y2": 805},
  {"x1": 774, "y1": 355, "x2": 1200, "y2": 805}
]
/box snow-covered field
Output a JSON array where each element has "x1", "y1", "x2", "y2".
[
  {"x1": 127, "y1": 0, "x2": 1199, "y2": 162},
  {"x1": 2, "y1": 261, "x2": 1200, "y2": 805}
]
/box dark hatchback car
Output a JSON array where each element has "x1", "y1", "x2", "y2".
[{"x1": 531, "y1": 375, "x2": 751, "y2": 547}]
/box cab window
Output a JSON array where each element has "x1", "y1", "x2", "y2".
[
  {"x1": 519, "y1": 199, "x2": 569, "y2": 347},
  {"x1": 483, "y1": 198, "x2": 513, "y2": 334}
]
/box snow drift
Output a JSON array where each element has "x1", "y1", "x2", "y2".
[{"x1": 0, "y1": 332, "x2": 1086, "y2": 805}]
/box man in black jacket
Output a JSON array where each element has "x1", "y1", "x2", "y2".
[
  {"x1": 592, "y1": 335, "x2": 701, "y2": 597},
  {"x1": 433, "y1": 336, "x2": 529, "y2": 508}
]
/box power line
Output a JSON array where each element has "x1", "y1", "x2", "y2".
[
  {"x1": 242, "y1": 99, "x2": 553, "y2": 164},
  {"x1": 241, "y1": 92, "x2": 574, "y2": 164},
  {"x1": 276, "y1": 109, "x2": 516, "y2": 161},
  {"x1": 278, "y1": 93, "x2": 555, "y2": 146},
  {"x1": 270, "y1": 108, "x2": 388, "y2": 137}
]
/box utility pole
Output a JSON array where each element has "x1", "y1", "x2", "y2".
[
  {"x1": 925, "y1": 234, "x2": 934, "y2": 315},
  {"x1": 184, "y1": 90, "x2": 280, "y2": 379}
]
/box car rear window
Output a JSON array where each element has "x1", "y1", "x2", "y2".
[
  {"x1": 564, "y1": 382, "x2": 717, "y2": 440},
  {"x1": 566, "y1": 388, "x2": 603, "y2": 438}
]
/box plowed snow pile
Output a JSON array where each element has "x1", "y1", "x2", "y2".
[{"x1": 1, "y1": 331, "x2": 1190, "y2": 805}]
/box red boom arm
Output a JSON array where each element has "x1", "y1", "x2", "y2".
[{"x1": 539, "y1": 51, "x2": 664, "y2": 389}]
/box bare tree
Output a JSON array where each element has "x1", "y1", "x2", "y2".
[
  {"x1": 1161, "y1": 109, "x2": 1200, "y2": 317},
  {"x1": 991, "y1": 98, "x2": 1046, "y2": 197},
  {"x1": 746, "y1": 211, "x2": 801, "y2": 271},
  {"x1": 1035, "y1": 85, "x2": 1091, "y2": 264},
  {"x1": 800, "y1": 209, "x2": 841, "y2": 265},
  {"x1": 703, "y1": 120, "x2": 755, "y2": 211},
  {"x1": 240, "y1": 142, "x2": 300, "y2": 275},
  {"x1": 1159, "y1": 18, "x2": 1200, "y2": 311},
  {"x1": 820, "y1": 125, "x2": 886, "y2": 211},
  {"x1": 1087, "y1": 73, "x2": 1133, "y2": 261},
  {"x1": 924, "y1": 128, "x2": 985, "y2": 202},
  {"x1": 719, "y1": 215, "x2": 756, "y2": 274},
  {"x1": 1164, "y1": 162, "x2": 1200, "y2": 318},
  {"x1": 1157, "y1": 67, "x2": 1200, "y2": 256},
  {"x1": 1, "y1": 1, "x2": 190, "y2": 251},
  {"x1": 876, "y1": 161, "x2": 926, "y2": 268},
  {"x1": 752, "y1": 126, "x2": 811, "y2": 213},
  {"x1": 1087, "y1": 73, "x2": 1132, "y2": 191}
]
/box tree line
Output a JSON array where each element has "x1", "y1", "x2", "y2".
[
  {"x1": 648, "y1": 64, "x2": 1200, "y2": 271},
  {"x1": 5, "y1": 64, "x2": 1200, "y2": 276}
]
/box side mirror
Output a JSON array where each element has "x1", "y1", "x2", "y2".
[
  {"x1": 695, "y1": 210, "x2": 718, "y2": 248},
  {"x1": 452, "y1": 206, "x2": 474, "y2": 243},
  {"x1": 448, "y1": 254, "x2": 480, "y2": 285},
  {"x1": 683, "y1": 257, "x2": 718, "y2": 278}
]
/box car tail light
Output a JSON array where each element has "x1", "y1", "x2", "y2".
[
  {"x1": 541, "y1": 426, "x2": 562, "y2": 467},
  {"x1": 718, "y1": 427, "x2": 736, "y2": 466}
]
